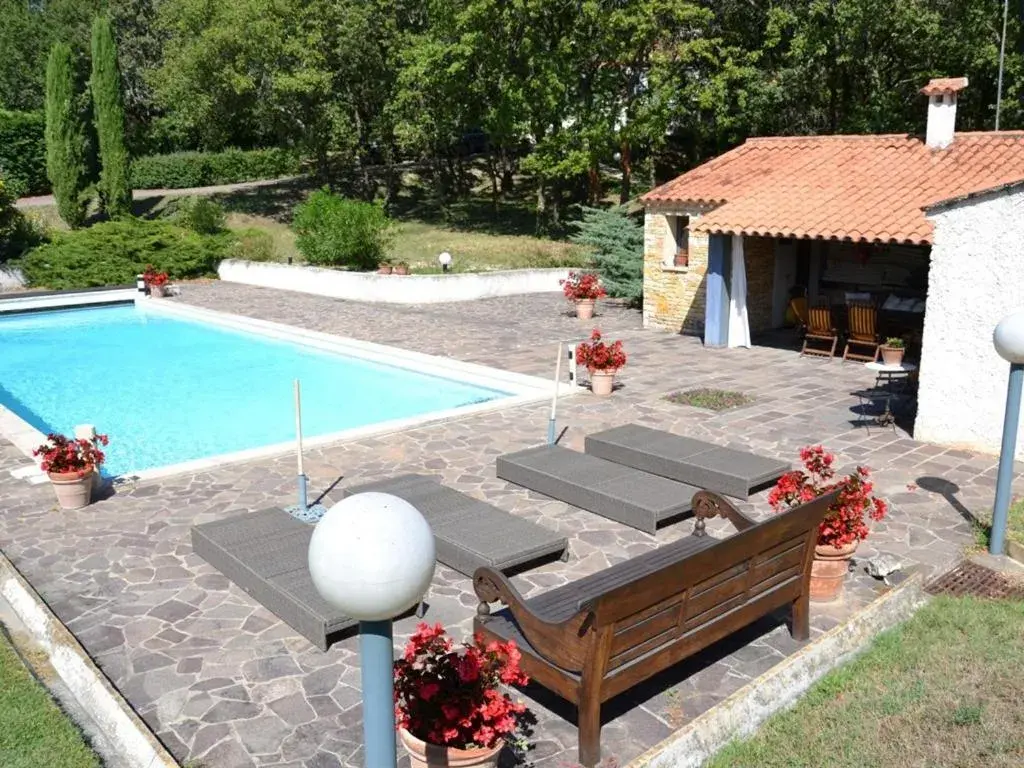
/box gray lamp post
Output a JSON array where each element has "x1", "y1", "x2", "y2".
[
  {"x1": 308, "y1": 493, "x2": 436, "y2": 767},
  {"x1": 990, "y1": 311, "x2": 1024, "y2": 555}
]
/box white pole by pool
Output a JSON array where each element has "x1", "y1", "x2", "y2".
[
  {"x1": 294, "y1": 379, "x2": 308, "y2": 510},
  {"x1": 547, "y1": 343, "x2": 562, "y2": 444}
]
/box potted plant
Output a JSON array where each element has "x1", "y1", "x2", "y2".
[
  {"x1": 33, "y1": 431, "x2": 109, "y2": 510},
  {"x1": 769, "y1": 445, "x2": 888, "y2": 601},
  {"x1": 880, "y1": 336, "x2": 905, "y2": 366},
  {"x1": 394, "y1": 622, "x2": 529, "y2": 768},
  {"x1": 576, "y1": 329, "x2": 627, "y2": 397},
  {"x1": 377, "y1": 261, "x2": 394, "y2": 275},
  {"x1": 394, "y1": 261, "x2": 411, "y2": 276},
  {"x1": 143, "y1": 265, "x2": 169, "y2": 297},
  {"x1": 560, "y1": 271, "x2": 606, "y2": 320}
]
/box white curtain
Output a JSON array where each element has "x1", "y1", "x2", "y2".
[{"x1": 728, "y1": 236, "x2": 752, "y2": 348}]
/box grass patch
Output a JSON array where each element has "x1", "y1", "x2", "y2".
[
  {"x1": 664, "y1": 388, "x2": 753, "y2": 411},
  {"x1": 0, "y1": 630, "x2": 101, "y2": 768},
  {"x1": 971, "y1": 497, "x2": 1024, "y2": 551},
  {"x1": 707, "y1": 596, "x2": 1024, "y2": 768}
]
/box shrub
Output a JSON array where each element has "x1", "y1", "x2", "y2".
[
  {"x1": 0, "y1": 175, "x2": 44, "y2": 261},
  {"x1": 0, "y1": 111, "x2": 47, "y2": 197},
  {"x1": 292, "y1": 189, "x2": 393, "y2": 270},
  {"x1": 570, "y1": 206, "x2": 643, "y2": 305},
  {"x1": 177, "y1": 197, "x2": 226, "y2": 234},
  {"x1": 129, "y1": 148, "x2": 301, "y2": 190},
  {"x1": 90, "y1": 16, "x2": 131, "y2": 217},
  {"x1": 18, "y1": 218, "x2": 226, "y2": 289},
  {"x1": 45, "y1": 42, "x2": 90, "y2": 228},
  {"x1": 226, "y1": 228, "x2": 277, "y2": 262}
]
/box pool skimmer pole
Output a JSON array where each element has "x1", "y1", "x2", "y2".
[
  {"x1": 294, "y1": 379, "x2": 308, "y2": 510},
  {"x1": 548, "y1": 343, "x2": 562, "y2": 444}
]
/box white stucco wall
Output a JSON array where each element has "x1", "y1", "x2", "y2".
[
  {"x1": 916, "y1": 186, "x2": 1024, "y2": 458},
  {"x1": 217, "y1": 260, "x2": 570, "y2": 304}
]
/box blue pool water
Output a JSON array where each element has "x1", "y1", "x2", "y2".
[{"x1": 0, "y1": 304, "x2": 509, "y2": 475}]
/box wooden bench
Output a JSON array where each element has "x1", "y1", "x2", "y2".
[{"x1": 473, "y1": 489, "x2": 839, "y2": 767}]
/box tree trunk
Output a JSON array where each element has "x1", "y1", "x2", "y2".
[
  {"x1": 587, "y1": 161, "x2": 601, "y2": 206},
  {"x1": 619, "y1": 138, "x2": 632, "y2": 204},
  {"x1": 500, "y1": 147, "x2": 515, "y2": 195},
  {"x1": 487, "y1": 149, "x2": 500, "y2": 213},
  {"x1": 535, "y1": 175, "x2": 546, "y2": 234}
]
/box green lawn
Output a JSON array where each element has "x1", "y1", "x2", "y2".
[
  {"x1": 0, "y1": 629, "x2": 101, "y2": 768},
  {"x1": 972, "y1": 497, "x2": 1024, "y2": 551},
  {"x1": 707, "y1": 596, "x2": 1024, "y2": 768}
]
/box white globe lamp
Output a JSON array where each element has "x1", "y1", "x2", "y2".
[
  {"x1": 308, "y1": 492, "x2": 435, "y2": 767},
  {"x1": 990, "y1": 310, "x2": 1024, "y2": 555},
  {"x1": 438, "y1": 250, "x2": 453, "y2": 273}
]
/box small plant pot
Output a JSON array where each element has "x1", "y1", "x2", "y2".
[
  {"x1": 47, "y1": 467, "x2": 95, "y2": 510},
  {"x1": 399, "y1": 728, "x2": 502, "y2": 768},
  {"x1": 377, "y1": 264, "x2": 393, "y2": 275},
  {"x1": 589, "y1": 369, "x2": 617, "y2": 397},
  {"x1": 575, "y1": 298, "x2": 596, "y2": 320},
  {"x1": 394, "y1": 265, "x2": 410, "y2": 276},
  {"x1": 880, "y1": 346, "x2": 905, "y2": 366},
  {"x1": 810, "y1": 541, "x2": 858, "y2": 602},
  {"x1": 149, "y1": 284, "x2": 166, "y2": 298}
]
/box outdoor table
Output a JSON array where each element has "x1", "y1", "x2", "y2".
[{"x1": 863, "y1": 361, "x2": 917, "y2": 426}]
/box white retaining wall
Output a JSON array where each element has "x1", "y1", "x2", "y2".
[
  {"x1": 217, "y1": 259, "x2": 571, "y2": 304},
  {"x1": 917, "y1": 186, "x2": 1024, "y2": 459}
]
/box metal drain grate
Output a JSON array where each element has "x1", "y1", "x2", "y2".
[{"x1": 925, "y1": 561, "x2": 1024, "y2": 599}]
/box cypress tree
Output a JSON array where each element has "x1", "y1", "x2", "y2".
[
  {"x1": 44, "y1": 42, "x2": 89, "y2": 228},
  {"x1": 90, "y1": 15, "x2": 131, "y2": 217}
]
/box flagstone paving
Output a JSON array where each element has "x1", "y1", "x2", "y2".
[{"x1": 0, "y1": 284, "x2": 1018, "y2": 768}]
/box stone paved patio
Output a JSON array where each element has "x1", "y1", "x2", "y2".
[{"x1": 1, "y1": 284, "x2": 1019, "y2": 768}]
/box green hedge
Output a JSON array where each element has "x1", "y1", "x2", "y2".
[
  {"x1": 18, "y1": 217, "x2": 227, "y2": 289},
  {"x1": 0, "y1": 111, "x2": 47, "y2": 197},
  {"x1": 129, "y1": 148, "x2": 302, "y2": 190}
]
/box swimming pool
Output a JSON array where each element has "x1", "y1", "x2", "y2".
[{"x1": 0, "y1": 302, "x2": 531, "y2": 477}]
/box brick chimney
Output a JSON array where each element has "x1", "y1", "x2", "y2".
[{"x1": 921, "y1": 77, "x2": 968, "y2": 150}]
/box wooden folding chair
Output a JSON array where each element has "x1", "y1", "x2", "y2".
[
  {"x1": 801, "y1": 306, "x2": 838, "y2": 358},
  {"x1": 789, "y1": 296, "x2": 809, "y2": 332},
  {"x1": 843, "y1": 302, "x2": 880, "y2": 362}
]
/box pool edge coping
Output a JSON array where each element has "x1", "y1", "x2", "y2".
[{"x1": 3, "y1": 296, "x2": 579, "y2": 483}]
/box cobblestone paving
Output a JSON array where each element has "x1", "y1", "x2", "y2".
[{"x1": 1, "y1": 284, "x2": 1018, "y2": 768}]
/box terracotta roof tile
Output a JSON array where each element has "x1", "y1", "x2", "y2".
[
  {"x1": 921, "y1": 77, "x2": 969, "y2": 95},
  {"x1": 642, "y1": 132, "x2": 1024, "y2": 244}
]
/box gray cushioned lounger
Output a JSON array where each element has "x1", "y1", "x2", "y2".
[
  {"x1": 496, "y1": 445, "x2": 699, "y2": 534},
  {"x1": 191, "y1": 508, "x2": 356, "y2": 651},
  {"x1": 585, "y1": 424, "x2": 790, "y2": 499},
  {"x1": 342, "y1": 474, "x2": 568, "y2": 575}
]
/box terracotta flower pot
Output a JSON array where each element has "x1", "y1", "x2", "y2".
[
  {"x1": 810, "y1": 541, "x2": 858, "y2": 602},
  {"x1": 378, "y1": 264, "x2": 393, "y2": 275},
  {"x1": 399, "y1": 727, "x2": 502, "y2": 768},
  {"x1": 880, "y1": 346, "x2": 904, "y2": 366},
  {"x1": 149, "y1": 284, "x2": 166, "y2": 298},
  {"x1": 575, "y1": 298, "x2": 596, "y2": 320},
  {"x1": 589, "y1": 369, "x2": 617, "y2": 397},
  {"x1": 394, "y1": 264, "x2": 410, "y2": 276},
  {"x1": 47, "y1": 466, "x2": 95, "y2": 510}
]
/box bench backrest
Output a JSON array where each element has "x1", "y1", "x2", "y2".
[{"x1": 587, "y1": 491, "x2": 838, "y2": 680}]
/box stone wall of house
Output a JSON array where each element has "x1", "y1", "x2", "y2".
[
  {"x1": 917, "y1": 186, "x2": 1024, "y2": 459},
  {"x1": 643, "y1": 207, "x2": 709, "y2": 333},
  {"x1": 744, "y1": 236, "x2": 776, "y2": 333}
]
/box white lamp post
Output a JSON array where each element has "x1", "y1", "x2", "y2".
[
  {"x1": 308, "y1": 493, "x2": 436, "y2": 767},
  {"x1": 990, "y1": 310, "x2": 1024, "y2": 555},
  {"x1": 438, "y1": 251, "x2": 453, "y2": 273}
]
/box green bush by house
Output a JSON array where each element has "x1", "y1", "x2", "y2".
[
  {"x1": 0, "y1": 111, "x2": 47, "y2": 198},
  {"x1": 570, "y1": 205, "x2": 643, "y2": 305},
  {"x1": 129, "y1": 148, "x2": 301, "y2": 190},
  {"x1": 18, "y1": 218, "x2": 226, "y2": 288},
  {"x1": 292, "y1": 188, "x2": 393, "y2": 270}
]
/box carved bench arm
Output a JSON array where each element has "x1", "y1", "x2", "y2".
[
  {"x1": 691, "y1": 491, "x2": 759, "y2": 537},
  {"x1": 474, "y1": 567, "x2": 591, "y2": 672}
]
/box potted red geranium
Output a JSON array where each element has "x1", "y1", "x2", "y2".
[
  {"x1": 143, "y1": 264, "x2": 169, "y2": 297},
  {"x1": 560, "y1": 271, "x2": 606, "y2": 320},
  {"x1": 576, "y1": 329, "x2": 626, "y2": 397},
  {"x1": 33, "y1": 432, "x2": 109, "y2": 510},
  {"x1": 769, "y1": 445, "x2": 888, "y2": 601},
  {"x1": 394, "y1": 622, "x2": 529, "y2": 768}
]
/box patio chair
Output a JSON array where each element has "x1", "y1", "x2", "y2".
[
  {"x1": 801, "y1": 306, "x2": 838, "y2": 358},
  {"x1": 843, "y1": 302, "x2": 880, "y2": 362},
  {"x1": 788, "y1": 296, "x2": 809, "y2": 332}
]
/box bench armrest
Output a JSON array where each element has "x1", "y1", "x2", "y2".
[
  {"x1": 474, "y1": 567, "x2": 592, "y2": 672},
  {"x1": 692, "y1": 491, "x2": 759, "y2": 536}
]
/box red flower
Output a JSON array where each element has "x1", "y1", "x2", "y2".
[
  {"x1": 576, "y1": 329, "x2": 627, "y2": 373},
  {"x1": 142, "y1": 265, "x2": 169, "y2": 287},
  {"x1": 394, "y1": 625, "x2": 531, "y2": 750},
  {"x1": 560, "y1": 271, "x2": 607, "y2": 301},
  {"x1": 769, "y1": 445, "x2": 888, "y2": 547},
  {"x1": 33, "y1": 432, "x2": 109, "y2": 476}
]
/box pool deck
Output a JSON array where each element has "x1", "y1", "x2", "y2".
[{"x1": 0, "y1": 283, "x2": 1019, "y2": 768}]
